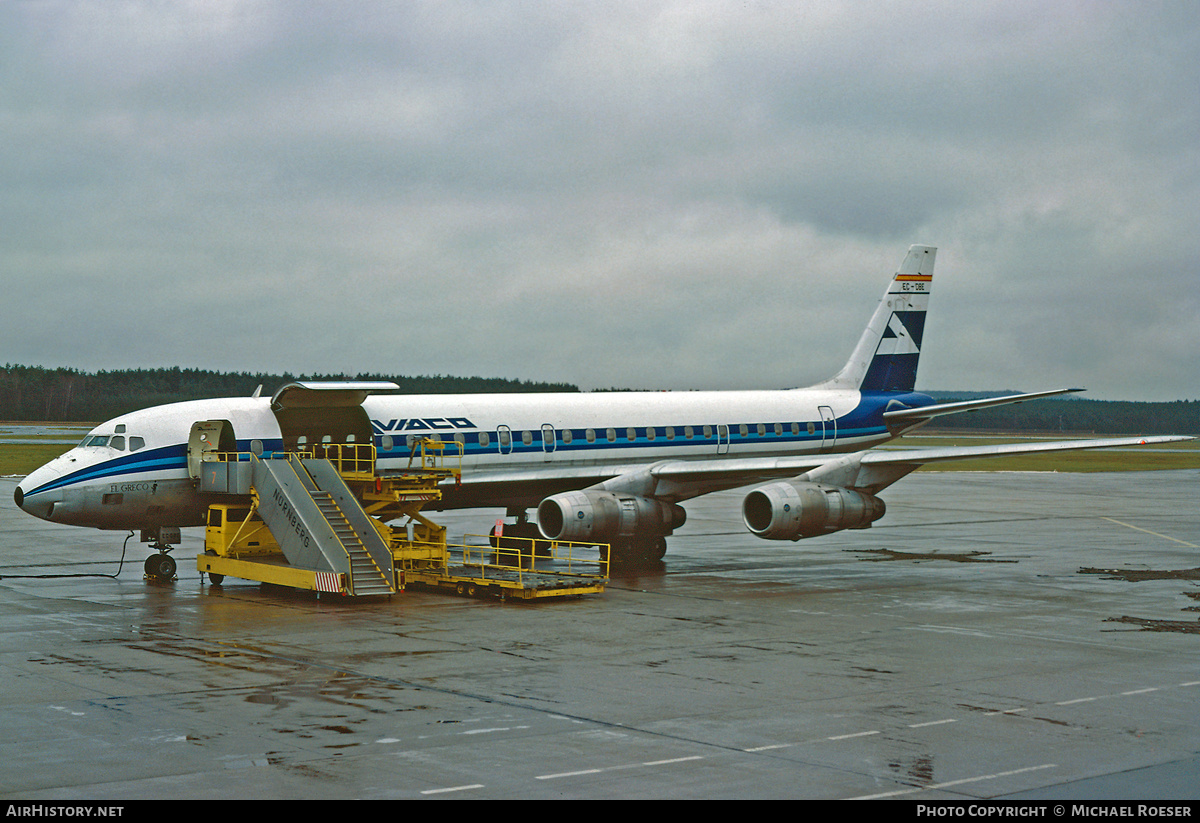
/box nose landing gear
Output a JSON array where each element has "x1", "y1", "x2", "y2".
[
  {"x1": 141, "y1": 527, "x2": 181, "y2": 582},
  {"x1": 144, "y1": 550, "x2": 177, "y2": 581}
]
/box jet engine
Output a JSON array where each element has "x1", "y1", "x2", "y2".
[
  {"x1": 537, "y1": 490, "x2": 686, "y2": 545},
  {"x1": 741, "y1": 481, "x2": 885, "y2": 540}
]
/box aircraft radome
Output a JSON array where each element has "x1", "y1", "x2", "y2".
[{"x1": 14, "y1": 245, "x2": 1191, "y2": 570}]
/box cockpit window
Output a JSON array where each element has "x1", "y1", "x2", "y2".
[{"x1": 80, "y1": 434, "x2": 141, "y2": 450}]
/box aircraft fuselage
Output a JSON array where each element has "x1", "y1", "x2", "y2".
[{"x1": 13, "y1": 388, "x2": 934, "y2": 531}]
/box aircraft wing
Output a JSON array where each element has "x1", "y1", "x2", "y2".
[
  {"x1": 859, "y1": 434, "x2": 1192, "y2": 467},
  {"x1": 649, "y1": 434, "x2": 1186, "y2": 476},
  {"x1": 587, "y1": 434, "x2": 1194, "y2": 501},
  {"x1": 442, "y1": 455, "x2": 834, "y2": 509},
  {"x1": 447, "y1": 434, "x2": 1192, "y2": 507}
]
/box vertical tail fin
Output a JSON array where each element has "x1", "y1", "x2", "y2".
[{"x1": 817, "y1": 245, "x2": 936, "y2": 392}]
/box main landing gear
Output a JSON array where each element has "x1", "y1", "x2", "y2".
[
  {"x1": 493, "y1": 509, "x2": 670, "y2": 569},
  {"x1": 607, "y1": 536, "x2": 668, "y2": 567},
  {"x1": 489, "y1": 510, "x2": 553, "y2": 563}
]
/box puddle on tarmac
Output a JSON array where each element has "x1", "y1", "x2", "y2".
[
  {"x1": 1078, "y1": 567, "x2": 1200, "y2": 582},
  {"x1": 1080, "y1": 567, "x2": 1200, "y2": 634},
  {"x1": 889, "y1": 754, "x2": 934, "y2": 785},
  {"x1": 853, "y1": 548, "x2": 1016, "y2": 563},
  {"x1": 1104, "y1": 615, "x2": 1200, "y2": 634}
]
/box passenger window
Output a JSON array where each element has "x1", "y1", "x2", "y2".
[
  {"x1": 666, "y1": 427, "x2": 675, "y2": 440},
  {"x1": 703, "y1": 425, "x2": 713, "y2": 439},
  {"x1": 684, "y1": 426, "x2": 694, "y2": 439},
  {"x1": 646, "y1": 427, "x2": 656, "y2": 441},
  {"x1": 479, "y1": 431, "x2": 490, "y2": 448},
  {"x1": 561, "y1": 429, "x2": 573, "y2": 444},
  {"x1": 739, "y1": 424, "x2": 749, "y2": 437},
  {"x1": 251, "y1": 439, "x2": 264, "y2": 456},
  {"x1": 130, "y1": 436, "x2": 145, "y2": 451},
  {"x1": 807, "y1": 422, "x2": 816, "y2": 435},
  {"x1": 606, "y1": 428, "x2": 616, "y2": 442},
  {"x1": 774, "y1": 423, "x2": 783, "y2": 436},
  {"x1": 757, "y1": 424, "x2": 766, "y2": 436},
  {"x1": 790, "y1": 423, "x2": 799, "y2": 435},
  {"x1": 586, "y1": 429, "x2": 596, "y2": 443},
  {"x1": 381, "y1": 436, "x2": 394, "y2": 452},
  {"x1": 626, "y1": 427, "x2": 636, "y2": 441},
  {"x1": 521, "y1": 430, "x2": 533, "y2": 446},
  {"x1": 498, "y1": 429, "x2": 511, "y2": 447}
]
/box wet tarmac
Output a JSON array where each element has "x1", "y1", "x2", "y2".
[{"x1": 0, "y1": 470, "x2": 1197, "y2": 800}]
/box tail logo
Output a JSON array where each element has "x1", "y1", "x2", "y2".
[{"x1": 875, "y1": 313, "x2": 921, "y2": 357}]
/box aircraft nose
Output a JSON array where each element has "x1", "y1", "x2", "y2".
[
  {"x1": 14, "y1": 480, "x2": 44, "y2": 520},
  {"x1": 14, "y1": 469, "x2": 61, "y2": 522}
]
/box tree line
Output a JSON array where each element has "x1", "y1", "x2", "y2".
[
  {"x1": 0, "y1": 365, "x2": 579, "y2": 422},
  {"x1": 1, "y1": 365, "x2": 1195, "y2": 434},
  {"x1": 922, "y1": 395, "x2": 1199, "y2": 436}
]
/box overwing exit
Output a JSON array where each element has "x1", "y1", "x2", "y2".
[{"x1": 14, "y1": 245, "x2": 1191, "y2": 568}]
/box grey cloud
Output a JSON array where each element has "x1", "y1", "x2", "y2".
[{"x1": 0, "y1": 1, "x2": 1195, "y2": 401}]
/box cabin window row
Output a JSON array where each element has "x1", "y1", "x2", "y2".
[{"x1": 379, "y1": 421, "x2": 822, "y2": 451}]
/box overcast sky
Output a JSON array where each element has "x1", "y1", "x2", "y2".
[{"x1": 2, "y1": 1, "x2": 1196, "y2": 401}]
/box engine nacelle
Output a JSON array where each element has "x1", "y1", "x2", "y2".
[
  {"x1": 537, "y1": 490, "x2": 686, "y2": 544},
  {"x1": 742, "y1": 481, "x2": 885, "y2": 541}
]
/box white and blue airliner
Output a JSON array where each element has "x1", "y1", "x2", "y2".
[{"x1": 14, "y1": 246, "x2": 1188, "y2": 566}]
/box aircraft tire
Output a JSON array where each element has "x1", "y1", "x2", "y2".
[
  {"x1": 610, "y1": 540, "x2": 643, "y2": 568},
  {"x1": 609, "y1": 538, "x2": 667, "y2": 567},
  {"x1": 145, "y1": 553, "x2": 176, "y2": 581},
  {"x1": 650, "y1": 537, "x2": 667, "y2": 562}
]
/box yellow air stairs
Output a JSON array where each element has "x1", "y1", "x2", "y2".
[{"x1": 195, "y1": 439, "x2": 608, "y2": 601}]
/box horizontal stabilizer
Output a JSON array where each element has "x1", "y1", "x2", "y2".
[{"x1": 882, "y1": 388, "x2": 1085, "y2": 429}]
